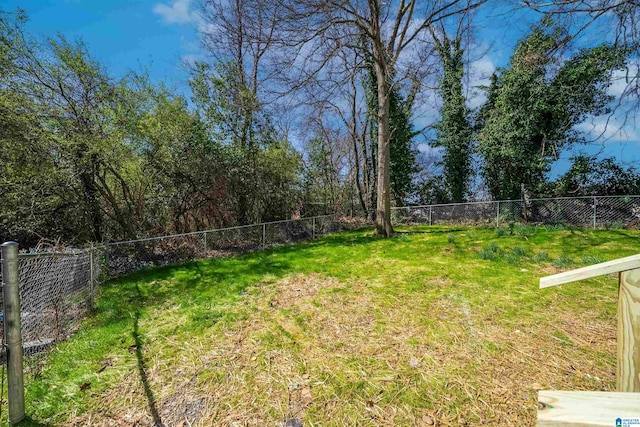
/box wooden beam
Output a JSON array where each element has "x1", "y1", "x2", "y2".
[
  {"x1": 618, "y1": 268, "x2": 640, "y2": 392},
  {"x1": 540, "y1": 254, "x2": 640, "y2": 289},
  {"x1": 538, "y1": 390, "x2": 640, "y2": 426}
]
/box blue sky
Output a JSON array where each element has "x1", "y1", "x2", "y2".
[
  {"x1": 5, "y1": 0, "x2": 201, "y2": 93},
  {"x1": 6, "y1": 0, "x2": 640, "y2": 177}
]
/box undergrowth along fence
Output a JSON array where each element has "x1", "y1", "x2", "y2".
[{"x1": 105, "y1": 213, "x2": 361, "y2": 277}]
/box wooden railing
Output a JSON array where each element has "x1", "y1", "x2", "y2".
[{"x1": 538, "y1": 254, "x2": 640, "y2": 426}]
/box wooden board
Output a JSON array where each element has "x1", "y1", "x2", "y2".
[
  {"x1": 618, "y1": 268, "x2": 640, "y2": 392},
  {"x1": 538, "y1": 390, "x2": 640, "y2": 426},
  {"x1": 540, "y1": 254, "x2": 640, "y2": 289}
]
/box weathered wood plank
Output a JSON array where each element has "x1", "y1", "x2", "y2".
[
  {"x1": 540, "y1": 254, "x2": 640, "y2": 289},
  {"x1": 618, "y1": 268, "x2": 640, "y2": 392},
  {"x1": 538, "y1": 390, "x2": 640, "y2": 426}
]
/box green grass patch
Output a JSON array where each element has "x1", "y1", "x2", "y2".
[{"x1": 15, "y1": 225, "x2": 640, "y2": 426}]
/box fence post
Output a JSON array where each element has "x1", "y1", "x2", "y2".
[
  {"x1": 262, "y1": 223, "x2": 266, "y2": 249},
  {"x1": 312, "y1": 217, "x2": 316, "y2": 239},
  {"x1": 1, "y1": 242, "x2": 25, "y2": 424},
  {"x1": 496, "y1": 201, "x2": 500, "y2": 228},
  {"x1": 89, "y1": 243, "x2": 94, "y2": 311},
  {"x1": 203, "y1": 231, "x2": 207, "y2": 254},
  {"x1": 429, "y1": 206, "x2": 432, "y2": 226},
  {"x1": 593, "y1": 196, "x2": 597, "y2": 229}
]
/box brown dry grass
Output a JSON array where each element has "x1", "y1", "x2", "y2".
[{"x1": 67, "y1": 273, "x2": 616, "y2": 427}]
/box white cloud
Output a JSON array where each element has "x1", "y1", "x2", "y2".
[
  {"x1": 608, "y1": 63, "x2": 639, "y2": 98},
  {"x1": 465, "y1": 55, "x2": 495, "y2": 110},
  {"x1": 417, "y1": 143, "x2": 443, "y2": 157},
  {"x1": 182, "y1": 53, "x2": 205, "y2": 66},
  {"x1": 153, "y1": 0, "x2": 201, "y2": 25},
  {"x1": 575, "y1": 115, "x2": 639, "y2": 143}
]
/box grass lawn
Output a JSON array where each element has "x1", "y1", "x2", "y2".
[{"x1": 17, "y1": 224, "x2": 640, "y2": 426}]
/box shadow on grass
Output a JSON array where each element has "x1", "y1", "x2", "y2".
[
  {"x1": 16, "y1": 415, "x2": 49, "y2": 426},
  {"x1": 132, "y1": 283, "x2": 165, "y2": 427},
  {"x1": 393, "y1": 228, "x2": 467, "y2": 235},
  {"x1": 98, "y1": 255, "x2": 296, "y2": 323}
]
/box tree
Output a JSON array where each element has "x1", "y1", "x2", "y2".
[
  {"x1": 430, "y1": 25, "x2": 473, "y2": 202},
  {"x1": 302, "y1": 48, "x2": 374, "y2": 217},
  {"x1": 477, "y1": 20, "x2": 626, "y2": 200},
  {"x1": 0, "y1": 14, "x2": 130, "y2": 241},
  {"x1": 280, "y1": 0, "x2": 487, "y2": 236},
  {"x1": 364, "y1": 63, "x2": 419, "y2": 207},
  {"x1": 1, "y1": 9, "x2": 236, "y2": 244},
  {"x1": 554, "y1": 156, "x2": 640, "y2": 196},
  {"x1": 523, "y1": 0, "x2": 640, "y2": 98},
  {"x1": 190, "y1": 60, "x2": 302, "y2": 224},
  {"x1": 197, "y1": 0, "x2": 284, "y2": 225}
]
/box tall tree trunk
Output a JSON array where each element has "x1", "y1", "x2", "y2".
[
  {"x1": 352, "y1": 137, "x2": 368, "y2": 216},
  {"x1": 374, "y1": 60, "x2": 393, "y2": 237},
  {"x1": 81, "y1": 170, "x2": 103, "y2": 242},
  {"x1": 238, "y1": 193, "x2": 249, "y2": 225}
]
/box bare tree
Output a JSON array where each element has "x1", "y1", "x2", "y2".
[
  {"x1": 278, "y1": 0, "x2": 487, "y2": 236},
  {"x1": 195, "y1": 0, "x2": 286, "y2": 225},
  {"x1": 300, "y1": 45, "x2": 374, "y2": 216}
]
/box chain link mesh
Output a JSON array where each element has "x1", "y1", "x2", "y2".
[
  {"x1": 105, "y1": 214, "x2": 361, "y2": 277},
  {"x1": 0, "y1": 250, "x2": 99, "y2": 357},
  {"x1": 593, "y1": 196, "x2": 640, "y2": 228},
  {"x1": 392, "y1": 196, "x2": 640, "y2": 228}
]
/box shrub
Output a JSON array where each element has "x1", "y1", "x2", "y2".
[
  {"x1": 552, "y1": 256, "x2": 573, "y2": 268},
  {"x1": 478, "y1": 242, "x2": 503, "y2": 261},
  {"x1": 532, "y1": 251, "x2": 551, "y2": 263}
]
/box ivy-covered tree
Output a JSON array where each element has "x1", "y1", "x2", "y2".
[
  {"x1": 431, "y1": 30, "x2": 473, "y2": 203},
  {"x1": 477, "y1": 20, "x2": 626, "y2": 200}
]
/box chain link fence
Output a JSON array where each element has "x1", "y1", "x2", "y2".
[
  {"x1": 391, "y1": 195, "x2": 640, "y2": 229},
  {"x1": 105, "y1": 214, "x2": 363, "y2": 277},
  {"x1": 0, "y1": 249, "x2": 100, "y2": 359}
]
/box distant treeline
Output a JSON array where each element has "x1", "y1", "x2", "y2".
[{"x1": 1, "y1": 3, "x2": 639, "y2": 245}]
